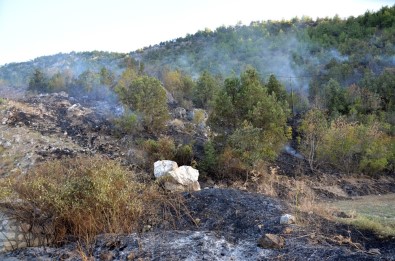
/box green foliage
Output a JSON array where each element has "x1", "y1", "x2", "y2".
[
  {"x1": 99, "y1": 67, "x2": 115, "y2": 87},
  {"x1": 142, "y1": 137, "x2": 176, "y2": 164},
  {"x1": 208, "y1": 68, "x2": 290, "y2": 178},
  {"x1": 28, "y1": 69, "x2": 49, "y2": 92},
  {"x1": 299, "y1": 108, "x2": 328, "y2": 170},
  {"x1": 48, "y1": 72, "x2": 67, "y2": 92},
  {"x1": 361, "y1": 71, "x2": 395, "y2": 112},
  {"x1": 322, "y1": 78, "x2": 347, "y2": 117},
  {"x1": 174, "y1": 144, "x2": 194, "y2": 166},
  {"x1": 346, "y1": 84, "x2": 381, "y2": 117},
  {"x1": 116, "y1": 67, "x2": 138, "y2": 91},
  {"x1": 316, "y1": 118, "x2": 392, "y2": 174},
  {"x1": 76, "y1": 70, "x2": 100, "y2": 93},
  {"x1": 142, "y1": 137, "x2": 193, "y2": 168},
  {"x1": 208, "y1": 82, "x2": 237, "y2": 132},
  {"x1": 200, "y1": 141, "x2": 217, "y2": 177},
  {"x1": 162, "y1": 69, "x2": 195, "y2": 108},
  {"x1": 193, "y1": 71, "x2": 220, "y2": 109},
  {"x1": 267, "y1": 74, "x2": 287, "y2": 102},
  {"x1": 114, "y1": 111, "x2": 141, "y2": 135},
  {"x1": 116, "y1": 75, "x2": 170, "y2": 133}
]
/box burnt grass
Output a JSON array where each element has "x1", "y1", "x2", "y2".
[
  {"x1": 1, "y1": 188, "x2": 394, "y2": 260},
  {"x1": 1, "y1": 93, "x2": 395, "y2": 260}
]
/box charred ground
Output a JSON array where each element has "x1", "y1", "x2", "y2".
[{"x1": 0, "y1": 93, "x2": 394, "y2": 260}]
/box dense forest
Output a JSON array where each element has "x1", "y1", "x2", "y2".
[{"x1": 0, "y1": 5, "x2": 394, "y2": 179}]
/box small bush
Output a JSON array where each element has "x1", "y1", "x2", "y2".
[
  {"x1": 11, "y1": 156, "x2": 186, "y2": 244},
  {"x1": 193, "y1": 109, "x2": 206, "y2": 125},
  {"x1": 317, "y1": 119, "x2": 392, "y2": 174},
  {"x1": 199, "y1": 141, "x2": 217, "y2": 177},
  {"x1": 216, "y1": 146, "x2": 246, "y2": 180},
  {"x1": 142, "y1": 137, "x2": 176, "y2": 164},
  {"x1": 114, "y1": 111, "x2": 141, "y2": 135},
  {"x1": 175, "y1": 144, "x2": 193, "y2": 166},
  {"x1": 142, "y1": 137, "x2": 194, "y2": 169}
]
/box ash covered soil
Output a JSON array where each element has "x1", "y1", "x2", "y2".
[
  {"x1": 1, "y1": 93, "x2": 395, "y2": 260},
  {"x1": 1, "y1": 189, "x2": 394, "y2": 260}
]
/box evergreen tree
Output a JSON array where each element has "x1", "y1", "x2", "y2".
[
  {"x1": 193, "y1": 71, "x2": 220, "y2": 109},
  {"x1": 116, "y1": 75, "x2": 169, "y2": 133},
  {"x1": 28, "y1": 69, "x2": 49, "y2": 92}
]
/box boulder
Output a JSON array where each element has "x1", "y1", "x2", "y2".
[
  {"x1": 154, "y1": 160, "x2": 178, "y2": 178},
  {"x1": 257, "y1": 234, "x2": 285, "y2": 249},
  {"x1": 280, "y1": 214, "x2": 296, "y2": 225},
  {"x1": 163, "y1": 180, "x2": 201, "y2": 192},
  {"x1": 167, "y1": 166, "x2": 199, "y2": 185},
  {"x1": 154, "y1": 161, "x2": 200, "y2": 192}
]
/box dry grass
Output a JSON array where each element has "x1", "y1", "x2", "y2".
[
  {"x1": 255, "y1": 165, "x2": 395, "y2": 238},
  {"x1": 330, "y1": 194, "x2": 395, "y2": 237},
  {"x1": 7, "y1": 156, "x2": 189, "y2": 246},
  {"x1": 252, "y1": 162, "x2": 335, "y2": 224}
]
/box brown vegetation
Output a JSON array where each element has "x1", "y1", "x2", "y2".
[{"x1": 7, "y1": 156, "x2": 188, "y2": 246}]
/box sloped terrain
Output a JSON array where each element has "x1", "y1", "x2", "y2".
[
  {"x1": 0, "y1": 189, "x2": 394, "y2": 260},
  {"x1": 1, "y1": 93, "x2": 395, "y2": 260}
]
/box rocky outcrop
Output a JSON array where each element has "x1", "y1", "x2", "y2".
[{"x1": 154, "y1": 160, "x2": 200, "y2": 192}]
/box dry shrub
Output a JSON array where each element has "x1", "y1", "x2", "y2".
[
  {"x1": 216, "y1": 146, "x2": 246, "y2": 180},
  {"x1": 252, "y1": 162, "x2": 334, "y2": 222},
  {"x1": 254, "y1": 161, "x2": 279, "y2": 197},
  {"x1": 11, "y1": 156, "x2": 187, "y2": 245}
]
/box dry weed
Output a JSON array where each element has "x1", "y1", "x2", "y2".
[{"x1": 8, "y1": 156, "x2": 189, "y2": 246}]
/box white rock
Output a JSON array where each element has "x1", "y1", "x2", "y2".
[
  {"x1": 280, "y1": 214, "x2": 296, "y2": 225},
  {"x1": 154, "y1": 160, "x2": 178, "y2": 178},
  {"x1": 167, "y1": 166, "x2": 199, "y2": 185}
]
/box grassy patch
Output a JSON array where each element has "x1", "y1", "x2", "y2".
[{"x1": 330, "y1": 194, "x2": 395, "y2": 237}]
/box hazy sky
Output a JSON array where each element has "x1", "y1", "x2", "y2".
[{"x1": 0, "y1": 0, "x2": 392, "y2": 65}]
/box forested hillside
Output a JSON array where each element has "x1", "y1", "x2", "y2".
[
  {"x1": 1, "y1": 6, "x2": 395, "y2": 259},
  {"x1": 0, "y1": 5, "x2": 394, "y2": 177}
]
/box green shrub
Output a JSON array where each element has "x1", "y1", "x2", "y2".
[
  {"x1": 199, "y1": 141, "x2": 218, "y2": 178},
  {"x1": 142, "y1": 137, "x2": 176, "y2": 163},
  {"x1": 142, "y1": 137, "x2": 195, "y2": 169},
  {"x1": 114, "y1": 111, "x2": 140, "y2": 135},
  {"x1": 317, "y1": 118, "x2": 392, "y2": 174},
  {"x1": 175, "y1": 144, "x2": 193, "y2": 166}
]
